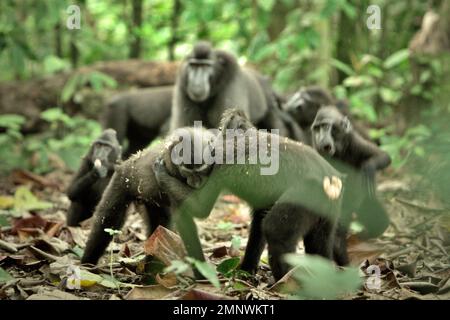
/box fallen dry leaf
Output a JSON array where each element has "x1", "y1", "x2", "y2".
[
  {"x1": 179, "y1": 288, "x2": 231, "y2": 300},
  {"x1": 12, "y1": 214, "x2": 48, "y2": 235},
  {"x1": 27, "y1": 288, "x2": 88, "y2": 300},
  {"x1": 346, "y1": 235, "x2": 382, "y2": 265},
  {"x1": 144, "y1": 226, "x2": 187, "y2": 266},
  {"x1": 209, "y1": 246, "x2": 228, "y2": 259},
  {"x1": 125, "y1": 285, "x2": 174, "y2": 300},
  {"x1": 156, "y1": 272, "x2": 178, "y2": 288},
  {"x1": 10, "y1": 169, "x2": 60, "y2": 190}
]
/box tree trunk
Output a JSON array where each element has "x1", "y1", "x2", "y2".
[
  {"x1": 168, "y1": 0, "x2": 182, "y2": 61},
  {"x1": 54, "y1": 22, "x2": 63, "y2": 58},
  {"x1": 129, "y1": 0, "x2": 143, "y2": 59}
]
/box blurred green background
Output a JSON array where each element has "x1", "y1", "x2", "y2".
[{"x1": 0, "y1": 0, "x2": 449, "y2": 200}]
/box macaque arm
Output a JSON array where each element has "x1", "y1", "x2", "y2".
[
  {"x1": 66, "y1": 161, "x2": 99, "y2": 200},
  {"x1": 351, "y1": 135, "x2": 391, "y2": 196},
  {"x1": 354, "y1": 135, "x2": 391, "y2": 171},
  {"x1": 81, "y1": 170, "x2": 130, "y2": 264}
]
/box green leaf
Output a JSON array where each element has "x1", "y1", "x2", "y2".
[
  {"x1": 187, "y1": 258, "x2": 220, "y2": 288},
  {"x1": 0, "y1": 214, "x2": 9, "y2": 227},
  {"x1": 383, "y1": 49, "x2": 409, "y2": 69},
  {"x1": 0, "y1": 114, "x2": 25, "y2": 130},
  {"x1": 217, "y1": 257, "x2": 240, "y2": 276},
  {"x1": 79, "y1": 269, "x2": 120, "y2": 289},
  {"x1": 380, "y1": 87, "x2": 401, "y2": 104},
  {"x1": 285, "y1": 254, "x2": 362, "y2": 299},
  {"x1": 104, "y1": 228, "x2": 122, "y2": 236},
  {"x1": 61, "y1": 74, "x2": 81, "y2": 103},
  {"x1": 88, "y1": 72, "x2": 117, "y2": 92},
  {"x1": 343, "y1": 75, "x2": 373, "y2": 87},
  {"x1": 164, "y1": 260, "x2": 191, "y2": 275},
  {"x1": 331, "y1": 59, "x2": 355, "y2": 77},
  {"x1": 14, "y1": 186, "x2": 52, "y2": 211},
  {"x1": 232, "y1": 281, "x2": 250, "y2": 291},
  {"x1": 70, "y1": 245, "x2": 84, "y2": 258},
  {"x1": 231, "y1": 235, "x2": 241, "y2": 252},
  {"x1": 217, "y1": 221, "x2": 236, "y2": 230},
  {"x1": 0, "y1": 267, "x2": 14, "y2": 284},
  {"x1": 257, "y1": 0, "x2": 275, "y2": 11}
]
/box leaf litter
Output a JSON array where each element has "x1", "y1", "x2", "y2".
[{"x1": 0, "y1": 169, "x2": 449, "y2": 300}]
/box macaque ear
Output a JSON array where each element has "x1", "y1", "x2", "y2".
[{"x1": 341, "y1": 117, "x2": 352, "y2": 133}]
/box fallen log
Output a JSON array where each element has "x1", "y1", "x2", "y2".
[{"x1": 0, "y1": 59, "x2": 178, "y2": 132}]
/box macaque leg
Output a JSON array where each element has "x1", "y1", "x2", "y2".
[
  {"x1": 303, "y1": 218, "x2": 335, "y2": 261},
  {"x1": 143, "y1": 203, "x2": 172, "y2": 236},
  {"x1": 263, "y1": 203, "x2": 312, "y2": 281},
  {"x1": 332, "y1": 226, "x2": 349, "y2": 266},
  {"x1": 81, "y1": 174, "x2": 130, "y2": 265},
  {"x1": 67, "y1": 202, "x2": 92, "y2": 227},
  {"x1": 240, "y1": 209, "x2": 267, "y2": 273}
]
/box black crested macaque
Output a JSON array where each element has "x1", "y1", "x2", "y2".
[
  {"x1": 81, "y1": 127, "x2": 215, "y2": 265},
  {"x1": 283, "y1": 86, "x2": 373, "y2": 144},
  {"x1": 170, "y1": 41, "x2": 287, "y2": 134},
  {"x1": 66, "y1": 129, "x2": 122, "y2": 227},
  {"x1": 311, "y1": 106, "x2": 391, "y2": 239},
  {"x1": 154, "y1": 109, "x2": 350, "y2": 280},
  {"x1": 253, "y1": 74, "x2": 296, "y2": 139},
  {"x1": 103, "y1": 86, "x2": 173, "y2": 157}
]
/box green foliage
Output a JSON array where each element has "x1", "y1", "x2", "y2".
[
  {"x1": 187, "y1": 257, "x2": 221, "y2": 288},
  {"x1": 0, "y1": 109, "x2": 101, "y2": 175},
  {"x1": 166, "y1": 257, "x2": 221, "y2": 289},
  {"x1": 285, "y1": 254, "x2": 362, "y2": 299},
  {"x1": 164, "y1": 259, "x2": 192, "y2": 275},
  {"x1": 0, "y1": 0, "x2": 446, "y2": 191},
  {"x1": 217, "y1": 257, "x2": 240, "y2": 277},
  {"x1": 13, "y1": 186, "x2": 53, "y2": 212},
  {"x1": 61, "y1": 72, "x2": 117, "y2": 103},
  {"x1": 379, "y1": 125, "x2": 432, "y2": 168},
  {"x1": 0, "y1": 267, "x2": 14, "y2": 284},
  {"x1": 334, "y1": 50, "x2": 411, "y2": 123},
  {"x1": 104, "y1": 228, "x2": 123, "y2": 236}
]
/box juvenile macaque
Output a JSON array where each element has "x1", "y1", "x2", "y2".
[
  {"x1": 284, "y1": 86, "x2": 373, "y2": 144},
  {"x1": 66, "y1": 129, "x2": 122, "y2": 226},
  {"x1": 311, "y1": 106, "x2": 391, "y2": 239},
  {"x1": 81, "y1": 127, "x2": 215, "y2": 265}
]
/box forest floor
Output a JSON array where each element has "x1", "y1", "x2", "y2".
[{"x1": 0, "y1": 168, "x2": 449, "y2": 300}]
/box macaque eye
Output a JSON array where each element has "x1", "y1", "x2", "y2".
[{"x1": 332, "y1": 126, "x2": 339, "y2": 136}]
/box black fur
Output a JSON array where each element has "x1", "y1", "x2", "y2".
[
  {"x1": 284, "y1": 86, "x2": 373, "y2": 144},
  {"x1": 170, "y1": 42, "x2": 289, "y2": 136},
  {"x1": 103, "y1": 86, "x2": 173, "y2": 157},
  {"x1": 81, "y1": 127, "x2": 215, "y2": 265},
  {"x1": 311, "y1": 106, "x2": 391, "y2": 238},
  {"x1": 66, "y1": 129, "x2": 122, "y2": 226},
  {"x1": 155, "y1": 109, "x2": 347, "y2": 280}
]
